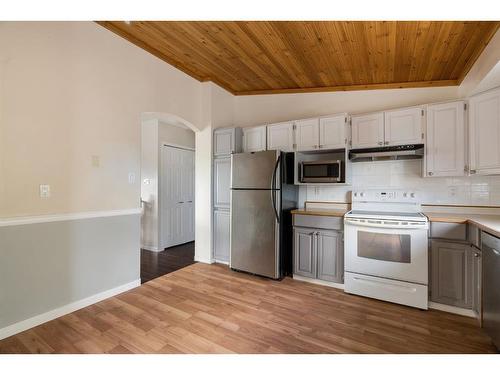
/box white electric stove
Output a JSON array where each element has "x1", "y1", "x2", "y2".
[{"x1": 344, "y1": 189, "x2": 429, "y2": 309}]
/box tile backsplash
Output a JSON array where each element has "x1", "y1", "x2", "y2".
[{"x1": 300, "y1": 160, "x2": 500, "y2": 207}]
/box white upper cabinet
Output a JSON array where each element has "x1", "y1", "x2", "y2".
[
  {"x1": 384, "y1": 107, "x2": 424, "y2": 146},
  {"x1": 351, "y1": 112, "x2": 384, "y2": 149},
  {"x1": 319, "y1": 114, "x2": 347, "y2": 150},
  {"x1": 242, "y1": 125, "x2": 267, "y2": 152},
  {"x1": 295, "y1": 118, "x2": 320, "y2": 151},
  {"x1": 425, "y1": 101, "x2": 465, "y2": 177},
  {"x1": 267, "y1": 121, "x2": 294, "y2": 152},
  {"x1": 213, "y1": 128, "x2": 242, "y2": 156},
  {"x1": 469, "y1": 88, "x2": 500, "y2": 175}
]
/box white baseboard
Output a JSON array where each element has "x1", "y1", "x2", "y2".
[
  {"x1": 0, "y1": 279, "x2": 141, "y2": 340},
  {"x1": 428, "y1": 302, "x2": 476, "y2": 318},
  {"x1": 293, "y1": 274, "x2": 345, "y2": 290},
  {"x1": 213, "y1": 259, "x2": 229, "y2": 265},
  {"x1": 194, "y1": 256, "x2": 214, "y2": 264},
  {"x1": 141, "y1": 245, "x2": 160, "y2": 252}
]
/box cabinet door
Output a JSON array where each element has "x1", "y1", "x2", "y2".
[
  {"x1": 294, "y1": 227, "x2": 316, "y2": 278},
  {"x1": 469, "y1": 88, "x2": 500, "y2": 175},
  {"x1": 295, "y1": 118, "x2": 319, "y2": 151},
  {"x1": 430, "y1": 240, "x2": 472, "y2": 308},
  {"x1": 425, "y1": 101, "x2": 465, "y2": 177},
  {"x1": 213, "y1": 209, "x2": 230, "y2": 262},
  {"x1": 243, "y1": 126, "x2": 267, "y2": 152},
  {"x1": 319, "y1": 115, "x2": 346, "y2": 150},
  {"x1": 267, "y1": 121, "x2": 294, "y2": 151},
  {"x1": 213, "y1": 157, "x2": 231, "y2": 208},
  {"x1": 317, "y1": 230, "x2": 343, "y2": 283},
  {"x1": 351, "y1": 112, "x2": 384, "y2": 149},
  {"x1": 384, "y1": 107, "x2": 424, "y2": 146},
  {"x1": 214, "y1": 128, "x2": 234, "y2": 156},
  {"x1": 472, "y1": 249, "x2": 482, "y2": 321}
]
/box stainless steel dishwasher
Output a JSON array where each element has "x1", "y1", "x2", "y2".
[{"x1": 482, "y1": 231, "x2": 500, "y2": 350}]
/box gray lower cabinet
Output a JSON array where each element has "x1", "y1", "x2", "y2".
[
  {"x1": 294, "y1": 227, "x2": 343, "y2": 283},
  {"x1": 294, "y1": 228, "x2": 316, "y2": 278},
  {"x1": 430, "y1": 240, "x2": 472, "y2": 308},
  {"x1": 213, "y1": 209, "x2": 230, "y2": 262},
  {"x1": 317, "y1": 230, "x2": 343, "y2": 282}
]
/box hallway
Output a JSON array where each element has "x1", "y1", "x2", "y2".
[{"x1": 140, "y1": 242, "x2": 195, "y2": 283}]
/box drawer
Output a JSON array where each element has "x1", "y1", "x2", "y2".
[
  {"x1": 293, "y1": 214, "x2": 342, "y2": 230},
  {"x1": 430, "y1": 222, "x2": 467, "y2": 241}
]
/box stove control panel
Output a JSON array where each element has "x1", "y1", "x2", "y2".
[{"x1": 352, "y1": 190, "x2": 417, "y2": 202}]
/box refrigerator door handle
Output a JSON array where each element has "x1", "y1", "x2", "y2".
[{"x1": 271, "y1": 154, "x2": 281, "y2": 223}]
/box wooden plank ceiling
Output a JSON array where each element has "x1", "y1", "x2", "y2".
[{"x1": 97, "y1": 21, "x2": 500, "y2": 95}]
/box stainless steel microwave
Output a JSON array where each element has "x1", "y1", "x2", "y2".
[{"x1": 299, "y1": 160, "x2": 343, "y2": 183}]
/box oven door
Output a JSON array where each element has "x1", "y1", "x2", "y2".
[{"x1": 344, "y1": 218, "x2": 428, "y2": 284}]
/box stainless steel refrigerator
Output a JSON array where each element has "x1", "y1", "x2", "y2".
[{"x1": 230, "y1": 150, "x2": 298, "y2": 279}]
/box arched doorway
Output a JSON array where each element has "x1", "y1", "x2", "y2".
[{"x1": 140, "y1": 112, "x2": 199, "y2": 283}]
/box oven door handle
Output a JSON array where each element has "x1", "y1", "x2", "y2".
[{"x1": 344, "y1": 218, "x2": 428, "y2": 230}]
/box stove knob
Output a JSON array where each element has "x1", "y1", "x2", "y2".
[
  {"x1": 403, "y1": 192, "x2": 408, "y2": 198},
  {"x1": 410, "y1": 193, "x2": 415, "y2": 198},
  {"x1": 354, "y1": 192, "x2": 358, "y2": 197},
  {"x1": 360, "y1": 192, "x2": 364, "y2": 197}
]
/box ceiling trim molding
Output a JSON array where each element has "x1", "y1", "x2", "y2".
[{"x1": 234, "y1": 80, "x2": 459, "y2": 96}]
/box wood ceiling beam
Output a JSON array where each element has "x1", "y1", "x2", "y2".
[{"x1": 234, "y1": 79, "x2": 459, "y2": 96}]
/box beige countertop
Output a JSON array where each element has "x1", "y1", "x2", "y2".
[
  {"x1": 291, "y1": 208, "x2": 348, "y2": 217},
  {"x1": 425, "y1": 212, "x2": 500, "y2": 238},
  {"x1": 292, "y1": 207, "x2": 500, "y2": 238}
]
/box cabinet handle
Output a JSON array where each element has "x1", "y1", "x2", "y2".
[
  {"x1": 428, "y1": 172, "x2": 433, "y2": 176},
  {"x1": 470, "y1": 169, "x2": 477, "y2": 174},
  {"x1": 474, "y1": 252, "x2": 480, "y2": 258},
  {"x1": 318, "y1": 145, "x2": 323, "y2": 149},
  {"x1": 178, "y1": 201, "x2": 184, "y2": 203},
  {"x1": 378, "y1": 141, "x2": 383, "y2": 146},
  {"x1": 313, "y1": 145, "x2": 318, "y2": 149},
  {"x1": 384, "y1": 141, "x2": 389, "y2": 145}
]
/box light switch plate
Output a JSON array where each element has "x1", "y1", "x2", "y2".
[
  {"x1": 128, "y1": 173, "x2": 136, "y2": 184},
  {"x1": 91, "y1": 155, "x2": 100, "y2": 168},
  {"x1": 39, "y1": 184, "x2": 50, "y2": 198}
]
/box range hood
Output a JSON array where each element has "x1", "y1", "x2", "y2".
[{"x1": 349, "y1": 144, "x2": 424, "y2": 162}]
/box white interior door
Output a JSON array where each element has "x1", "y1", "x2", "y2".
[{"x1": 161, "y1": 146, "x2": 195, "y2": 249}]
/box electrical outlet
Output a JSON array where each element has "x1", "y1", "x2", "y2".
[{"x1": 39, "y1": 184, "x2": 50, "y2": 198}]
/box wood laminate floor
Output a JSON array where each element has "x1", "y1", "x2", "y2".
[
  {"x1": 0, "y1": 263, "x2": 496, "y2": 354},
  {"x1": 141, "y1": 242, "x2": 195, "y2": 283}
]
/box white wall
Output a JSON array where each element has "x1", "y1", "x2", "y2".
[
  {"x1": 0, "y1": 22, "x2": 203, "y2": 218},
  {"x1": 234, "y1": 86, "x2": 460, "y2": 127}
]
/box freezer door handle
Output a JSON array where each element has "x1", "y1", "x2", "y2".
[{"x1": 271, "y1": 154, "x2": 281, "y2": 223}]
